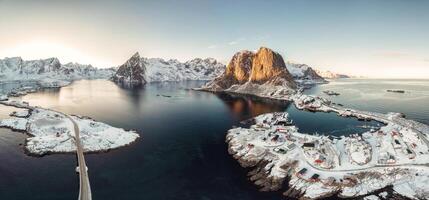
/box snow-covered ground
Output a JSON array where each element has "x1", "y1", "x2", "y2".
[
  {"x1": 226, "y1": 96, "x2": 429, "y2": 199},
  {"x1": 0, "y1": 100, "x2": 139, "y2": 156},
  {"x1": 221, "y1": 81, "x2": 297, "y2": 100}
]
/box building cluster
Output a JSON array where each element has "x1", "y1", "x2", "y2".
[
  {"x1": 376, "y1": 128, "x2": 418, "y2": 164},
  {"x1": 344, "y1": 134, "x2": 372, "y2": 165},
  {"x1": 302, "y1": 139, "x2": 339, "y2": 169}
]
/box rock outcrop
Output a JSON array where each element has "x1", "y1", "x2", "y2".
[
  {"x1": 111, "y1": 52, "x2": 146, "y2": 86},
  {"x1": 202, "y1": 47, "x2": 296, "y2": 99}
]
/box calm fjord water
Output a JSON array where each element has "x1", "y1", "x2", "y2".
[
  {"x1": 305, "y1": 79, "x2": 429, "y2": 125},
  {"x1": 0, "y1": 79, "x2": 427, "y2": 199}
]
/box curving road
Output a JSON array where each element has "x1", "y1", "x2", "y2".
[{"x1": 66, "y1": 115, "x2": 92, "y2": 200}]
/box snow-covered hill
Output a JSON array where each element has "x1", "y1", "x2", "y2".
[
  {"x1": 286, "y1": 62, "x2": 327, "y2": 85},
  {"x1": 143, "y1": 57, "x2": 225, "y2": 82},
  {"x1": 0, "y1": 57, "x2": 115, "y2": 83}
]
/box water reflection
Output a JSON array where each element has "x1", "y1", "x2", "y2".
[{"x1": 215, "y1": 93, "x2": 289, "y2": 121}]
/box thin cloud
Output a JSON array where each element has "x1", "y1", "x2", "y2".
[
  {"x1": 208, "y1": 35, "x2": 261, "y2": 49},
  {"x1": 424, "y1": 58, "x2": 429, "y2": 62},
  {"x1": 228, "y1": 37, "x2": 246, "y2": 45}
]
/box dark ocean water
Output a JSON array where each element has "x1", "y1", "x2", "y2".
[{"x1": 0, "y1": 79, "x2": 426, "y2": 200}]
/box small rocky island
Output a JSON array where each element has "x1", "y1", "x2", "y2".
[
  {"x1": 323, "y1": 90, "x2": 340, "y2": 96},
  {"x1": 387, "y1": 89, "x2": 405, "y2": 94}
]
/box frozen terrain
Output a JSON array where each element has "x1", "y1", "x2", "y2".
[
  {"x1": 0, "y1": 100, "x2": 139, "y2": 156},
  {"x1": 226, "y1": 94, "x2": 429, "y2": 199}
]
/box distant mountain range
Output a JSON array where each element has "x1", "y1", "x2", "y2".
[
  {"x1": 0, "y1": 51, "x2": 352, "y2": 89},
  {"x1": 0, "y1": 53, "x2": 226, "y2": 88},
  {"x1": 0, "y1": 57, "x2": 114, "y2": 81},
  {"x1": 111, "y1": 52, "x2": 226, "y2": 86},
  {"x1": 0, "y1": 56, "x2": 115, "y2": 87}
]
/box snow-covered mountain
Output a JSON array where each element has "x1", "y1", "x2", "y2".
[
  {"x1": 143, "y1": 56, "x2": 225, "y2": 82},
  {"x1": 111, "y1": 52, "x2": 146, "y2": 86},
  {"x1": 0, "y1": 57, "x2": 115, "y2": 84},
  {"x1": 314, "y1": 69, "x2": 350, "y2": 79},
  {"x1": 112, "y1": 52, "x2": 225, "y2": 84},
  {"x1": 285, "y1": 62, "x2": 327, "y2": 85}
]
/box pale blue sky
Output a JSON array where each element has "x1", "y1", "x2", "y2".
[{"x1": 0, "y1": 0, "x2": 428, "y2": 78}]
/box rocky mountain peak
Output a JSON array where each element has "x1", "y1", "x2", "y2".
[
  {"x1": 126, "y1": 52, "x2": 141, "y2": 66},
  {"x1": 131, "y1": 52, "x2": 140, "y2": 59},
  {"x1": 206, "y1": 47, "x2": 296, "y2": 91},
  {"x1": 225, "y1": 50, "x2": 254, "y2": 84},
  {"x1": 111, "y1": 52, "x2": 146, "y2": 86},
  {"x1": 250, "y1": 47, "x2": 294, "y2": 86}
]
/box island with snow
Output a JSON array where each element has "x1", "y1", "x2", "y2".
[
  {"x1": 0, "y1": 100, "x2": 139, "y2": 156},
  {"x1": 226, "y1": 93, "x2": 429, "y2": 199}
]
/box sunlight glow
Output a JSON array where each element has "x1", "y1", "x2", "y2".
[{"x1": 0, "y1": 40, "x2": 113, "y2": 67}]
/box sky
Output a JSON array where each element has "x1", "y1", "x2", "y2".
[{"x1": 0, "y1": 0, "x2": 428, "y2": 78}]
